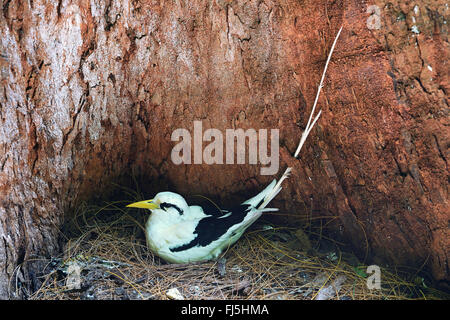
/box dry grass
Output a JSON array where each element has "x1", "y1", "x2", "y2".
[{"x1": 25, "y1": 196, "x2": 446, "y2": 301}]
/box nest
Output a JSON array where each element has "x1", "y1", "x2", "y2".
[{"x1": 26, "y1": 195, "x2": 445, "y2": 300}]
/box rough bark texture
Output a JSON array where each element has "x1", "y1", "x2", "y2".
[{"x1": 0, "y1": 0, "x2": 448, "y2": 298}]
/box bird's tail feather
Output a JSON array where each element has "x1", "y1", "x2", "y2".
[
  {"x1": 242, "y1": 168, "x2": 291, "y2": 210},
  {"x1": 242, "y1": 179, "x2": 276, "y2": 207},
  {"x1": 259, "y1": 208, "x2": 279, "y2": 213},
  {"x1": 257, "y1": 168, "x2": 292, "y2": 210}
]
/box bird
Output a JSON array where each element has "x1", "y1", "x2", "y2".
[{"x1": 126, "y1": 168, "x2": 291, "y2": 264}]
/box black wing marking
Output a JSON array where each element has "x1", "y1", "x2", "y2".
[
  {"x1": 187, "y1": 197, "x2": 224, "y2": 217},
  {"x1": 169, "y1": 204, "x2": 252, "y2": 252}
]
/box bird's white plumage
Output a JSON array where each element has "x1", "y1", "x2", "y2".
[
  {"x1": 129, "y1": 170, "x2": 290, "y2": 264},
  {"x1": 145, "y1": 198, "x2": 260, "y2": 263}
]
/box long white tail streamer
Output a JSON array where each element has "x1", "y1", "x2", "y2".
[
  {"x1": 258, "y1": 167, "x2": 292, "y2": 210},
  {"x1": 294, "y1": 26, "x2": 343, "y2": 158},
  {"x1": 263, "y1": 26, "x2": 343, "y2": 204}
]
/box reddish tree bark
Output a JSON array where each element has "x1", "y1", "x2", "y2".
[{"x1": 0, "y1": 0, "x2": 448, "y2": 297}]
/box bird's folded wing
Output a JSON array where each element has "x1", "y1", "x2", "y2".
[{"x1": 169, "y1": 204, "x2": 253, "y2": 252}]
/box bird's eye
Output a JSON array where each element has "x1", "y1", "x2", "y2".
[{"x1": 159, "y1": 202, "x2": 183, "y2": 215}]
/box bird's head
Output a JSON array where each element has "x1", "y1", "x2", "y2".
[{"x1": 126, "y1": 192, "x2": 189, "y2": 215}]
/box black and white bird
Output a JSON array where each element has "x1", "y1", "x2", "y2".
[{"x1": 126, "y1": 168, "x2": 291, "y2": 264}]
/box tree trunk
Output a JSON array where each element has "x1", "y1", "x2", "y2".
[{"x1": 0, "y1": 0, "x2": 448, "y2": 298}]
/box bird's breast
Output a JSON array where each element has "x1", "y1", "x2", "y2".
[{"x1": 145, "y1": 214, "x2": 199, "y2": 251}]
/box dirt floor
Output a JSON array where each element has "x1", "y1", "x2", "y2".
[{"x1": 22, "y1": 194, "x2": 448, "y2": 300}]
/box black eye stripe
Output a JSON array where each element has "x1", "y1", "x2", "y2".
[{"x1": 160, "y1": 202, "x2": 183, "y2": 215}]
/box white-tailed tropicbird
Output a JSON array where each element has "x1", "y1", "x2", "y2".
[{"x1": 126, "y1": 168, "x2": 291, "y2": 264}]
